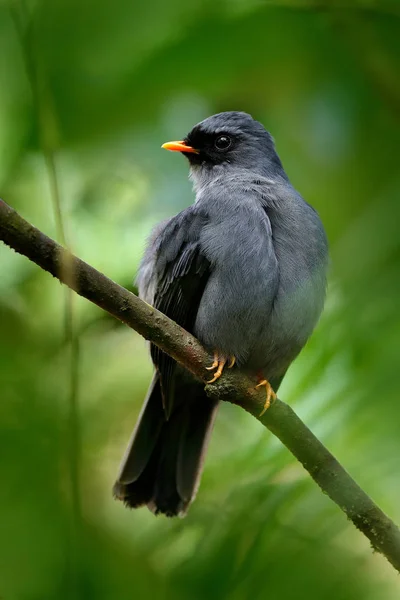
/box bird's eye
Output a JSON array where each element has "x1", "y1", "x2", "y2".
[{"x1": 214, "y1": 135, "x2": 232, "y2": 151}]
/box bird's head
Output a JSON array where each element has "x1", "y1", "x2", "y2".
[{"x1": 162, "y1": 111, "x2": 284, "y2": 187}]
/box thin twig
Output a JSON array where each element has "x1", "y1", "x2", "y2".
[{"x1": 1, "y1": 198, "x2": 400, "y2": 573}]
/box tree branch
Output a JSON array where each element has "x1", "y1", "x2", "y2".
[{"x1": 1, "y1": 197, "x2": 400, "y2": 572}]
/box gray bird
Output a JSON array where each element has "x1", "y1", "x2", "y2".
[{"x1": 113, "y1": 111, "x2": 328, "y2": 517}]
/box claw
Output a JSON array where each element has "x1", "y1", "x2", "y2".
[
  {"x1": 256, "y1": 379, "x2": 277, "y2": 416},
  {"x1": 205, "y1": 352, "x2": 219, "y2": 371},
  {"x1": 206, "y1": 353, "x2": 236, "y2": 383},
  {"x1": 208, "y1": 358, "x2": 227, "y2": 383}
]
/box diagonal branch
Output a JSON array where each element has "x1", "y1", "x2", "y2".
[{"x1": 1, "y1": 197, "x2": 400, "y2": 572}]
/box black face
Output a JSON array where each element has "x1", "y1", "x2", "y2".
[
  {"x1": 181, "y1": 111, "x2": 278, "y2": 169},
  {"x1": 183, "y1": 128, "x2": 237, "y2": 165}
]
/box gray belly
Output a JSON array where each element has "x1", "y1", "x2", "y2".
[
  {"x1": 246, "y1": 269, "x2": 326, "y2": 378},
  {"x1": 194, "y1": 263, "x2": 277, "y2": 367},
  {"x1": 195, "y1": 263, "x2": 326, "y2": 382}
]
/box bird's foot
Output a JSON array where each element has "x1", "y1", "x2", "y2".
[
  {"x1": 206, "y1": 352, "x2": 236, "y2": 383},
  {"x1": 255, "y1": 378, "x2": 277, "y2": 416},
  {"x1": 205, "y1": 352, "x2": 219, "y2": 372}
]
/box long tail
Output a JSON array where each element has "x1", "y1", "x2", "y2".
[{"x1": 113, "y1": 374, "x2": 218, "y2": 517}]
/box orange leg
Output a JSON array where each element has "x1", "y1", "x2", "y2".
[
  {"x1": 206, "y1": 352, "x2": 236, "y2": 384},
  {"x1": 255, "y1": 378, "x2": 277, "y2": 416}
]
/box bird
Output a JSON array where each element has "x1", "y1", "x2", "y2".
[{"x1": 113, "y1": 111, "x2": 328, "y2": 517}]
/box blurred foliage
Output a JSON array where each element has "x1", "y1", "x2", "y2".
[{"x1": 1, "y1": 0, "x2": 400, "y2": 598}]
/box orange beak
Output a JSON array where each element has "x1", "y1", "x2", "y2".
[{"x1": 161, "y1": 140, "x2": 199, "y2": 154}]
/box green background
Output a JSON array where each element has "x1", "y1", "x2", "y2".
[{"x1": 1, "y1": 1, "x2": 400, "y2": 598}]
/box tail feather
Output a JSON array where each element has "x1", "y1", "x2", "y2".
[
  {"x1": 176, "y1": 388, "x2": 218, "y2": 502},
  {"x1": 113, "y1": 373, "x2": 218, "y2": 516},
  {"x1": 116, "y1": 376, "x2": 164, "y2": 486}
]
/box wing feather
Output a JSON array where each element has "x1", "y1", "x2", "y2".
[{"x1": 138, "y1": 207, "x2": 211, "y2": 418}]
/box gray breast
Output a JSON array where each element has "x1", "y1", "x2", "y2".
[{"x1": 194, "y1": 196, "x2": 279, "y2": 366}]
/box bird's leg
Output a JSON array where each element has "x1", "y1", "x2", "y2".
[
  {"x1": 206, "y1": 352, "x2": 236, "y2": 383},
  {"x1": 255, "y1": 375, "x2": 277, "y2": 416}
]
